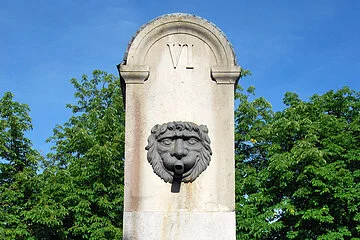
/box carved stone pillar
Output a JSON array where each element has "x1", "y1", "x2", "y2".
[{"x1": 118, "y1": 13, "x2": 241, "y2": 240}]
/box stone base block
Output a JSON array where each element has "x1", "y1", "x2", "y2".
[{"x1": 123, "y1": 211, "x2": 235, "y2": 240}]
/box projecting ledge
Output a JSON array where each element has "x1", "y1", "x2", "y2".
[
  {"x1": 211, "y1": 66, "x2": 241, "y2": 84},
  {"x1": 118, "y1": 65, "x2": 150, "y2": 84}
]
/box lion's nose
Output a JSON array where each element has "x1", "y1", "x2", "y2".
[{"x1": 171, "y1": 139, "x2": 187, "y2": 159}]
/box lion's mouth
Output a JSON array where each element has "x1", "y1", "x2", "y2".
[
  {"x1": 171, "y1": 155, "x2": 200, "y2": 178},
  {"x1": 161, "y1": 155, "x2": 200, "y2": 182},
  {"x1": 174, "y1": 160, "x2": 185, "y2": 174}
]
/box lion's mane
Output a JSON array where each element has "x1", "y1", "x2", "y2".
[{"x1": 145, "y1": 121, "x2": 212, "y2": 183}]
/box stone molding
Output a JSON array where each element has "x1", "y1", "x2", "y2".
[
  {"x1": 118, "y1": 65, "x2": 149, "y2": 84},
  {"x1": 118, "y1": 13, "x2": 242, "y2": 92},
  {"x1": 211, "y1": 66, "x2": 241, "y2": 84},
  {"x1": 123, "y1": 13, "x2": 238, "y2": 67}
]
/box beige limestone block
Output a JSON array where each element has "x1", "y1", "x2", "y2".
[
  {"x1": 123, "y1": 212, "x2": 236, "y2": 240},
  {"x1": 119, "y1": 13, "x2": 241, "y2": 240}
]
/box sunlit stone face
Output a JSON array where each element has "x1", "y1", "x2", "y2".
[{"x1": 145, "y1": 121, "x2": 212, "y2": 183}]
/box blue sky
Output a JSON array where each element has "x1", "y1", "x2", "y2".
[{"x1": 1, "y1": 0, "x2": 360, "y2": 154}]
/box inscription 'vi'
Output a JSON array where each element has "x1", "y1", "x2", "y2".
[{"x1": 166, "y1": 43, "x2": 194, "y2": 69}]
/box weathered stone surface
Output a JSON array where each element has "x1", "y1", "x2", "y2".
[
  {"x1": 118, "y1": 13, "x2": 241, "y2": 240},
  {"x1": 123, "y1": 212, "x2": 236, "y2": 240}
]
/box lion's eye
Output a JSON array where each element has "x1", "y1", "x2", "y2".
[
  {"x1": 186, "y1": 137, "x2": 199, "y2": 145},
  {"x1": 160, "y1": 138, "x2": 173, "y2": 146}
]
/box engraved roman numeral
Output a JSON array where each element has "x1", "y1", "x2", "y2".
[{"x1": 167, "y1": 43, "x2": 194, "y2": 69}]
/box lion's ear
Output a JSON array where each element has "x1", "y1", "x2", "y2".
[
  {"x1": 151, "y1": 124, "x2": 160, "y2": 133},
  {"x1": 199, "y1": 125, "x2": 209, "y2": 134}
]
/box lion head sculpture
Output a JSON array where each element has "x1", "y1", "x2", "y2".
[{"x1": 145, "y1": 121, "x2": 212, "y2": 183}]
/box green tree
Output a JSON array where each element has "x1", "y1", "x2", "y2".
[
  {"x1": 0, "y1": 92, "x2": 42, "y2": 239},
  {"x1": 28, "y1": 70, "x2": 125, "y2": 239},
  {"x1": 235, "y1": 86, "x2": 360, "y2": 239}
]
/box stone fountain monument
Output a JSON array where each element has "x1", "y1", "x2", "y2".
[{"x1": 118, "y1": 13, "x2": 241, "y2": 240}]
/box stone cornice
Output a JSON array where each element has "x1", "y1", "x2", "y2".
[
  {"x1": 118, "y1": 65, "x2": 149, "y2": 84},
  {"x1": 211, "y1": 66, "x2": 241, "y2": 84}
]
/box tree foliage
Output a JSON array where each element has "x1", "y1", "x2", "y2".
[
  {"x1": 235, "y1": 86, "x2": 360, "y2": 239},
  {"x1": 0, "y1": 92, "x2": 42, "y2": 239},
  {"x1": 2, "y1": 68, "x2": 359, "y2": 240},
  {"x1": 27, "y1": 70, "x2": 125, "y2": 239}
]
